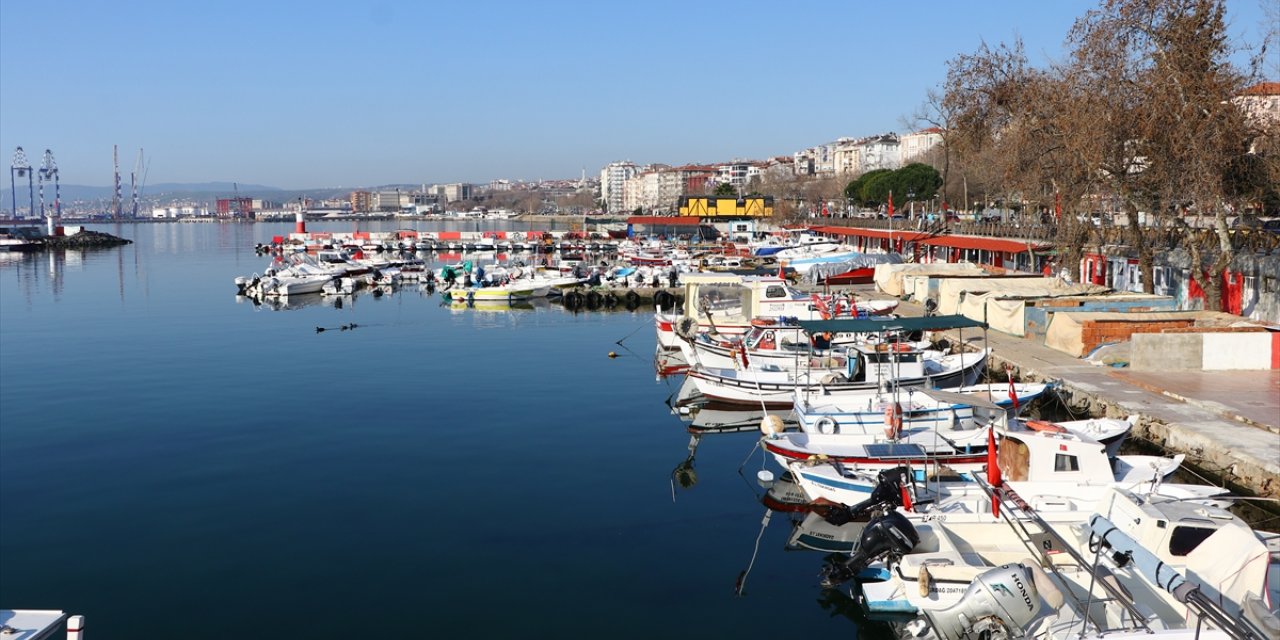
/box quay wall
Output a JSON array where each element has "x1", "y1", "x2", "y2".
[
  {"x1": 1131, "y1": 331, "x2": 1280, "y2": 371},
  {"x1": 985, "y1": 349, "x2": 1279, "y2": 502},
  {"x1": 853, "y1": 289, "x2": 1280, "y2": 501}
]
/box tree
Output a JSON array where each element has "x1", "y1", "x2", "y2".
[
  {"x1": 939, "y1": 0, "x2": 1260, "y2": 298},
  {"x1": 845, "y1": 169, "x2": 892, "y2": 205},
  {"x1": 713, "y1": 182, "x2": 738, "y2": 197},
  {"x1": 894, "y1": 163, "x2": 944, "y2": 204}
]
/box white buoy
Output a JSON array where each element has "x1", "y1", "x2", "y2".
[
  {"x1": 759, "y1": 414, "x2": 784, "y2": 436},
  {"x1": 67, "y1": 614, "x2": 85, "y2": 640},
  {"x1": 757, "y1": 469, "x2": 776, "y2": 488}
]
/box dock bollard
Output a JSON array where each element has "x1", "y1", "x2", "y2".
[{"x1": 67, "y1": 615, "x2": 85, "y2": 640}]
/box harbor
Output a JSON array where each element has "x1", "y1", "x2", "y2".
[{"x1": 2, "y1": 215, "x2": 1279, "y2": 639}]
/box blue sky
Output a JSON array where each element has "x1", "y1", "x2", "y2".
[{"x1": 0, "y1": 0, "x2": 1273, "y2": 190}]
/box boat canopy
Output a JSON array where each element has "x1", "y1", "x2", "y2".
[{"x1": 796, "y1": 314, "x2": 987, "y2": 335}]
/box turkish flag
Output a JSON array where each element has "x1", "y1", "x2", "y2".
[{"x1": 888, "y1": 192, "x2": 894, "y2": 216}]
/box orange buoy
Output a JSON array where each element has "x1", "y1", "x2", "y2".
[{"x1": 883, "y1": 402, "x2": 904, "y2": 439}]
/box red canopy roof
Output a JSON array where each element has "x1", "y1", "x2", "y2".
[{"x1": 807, "y1": 225, "x2": 1049, "y2": 253}]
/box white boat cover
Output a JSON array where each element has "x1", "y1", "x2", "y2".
[
  {"x1": 804, "y1": 253, "x2": 904, "y2": 284},
  {"x1": 874, "y1": 263, "x2": 985, "y2": 297},
  {"x1": 937, "y1": 277, "x2": 1109, "y2": 316}
]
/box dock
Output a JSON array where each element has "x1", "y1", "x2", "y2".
[{"x1": 853, "y1": 288, "x2": 1280, "y2": 501}]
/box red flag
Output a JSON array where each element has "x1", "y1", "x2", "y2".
[
  {"x1": 1007, "y1": 364, "x2": 1019, "y2": 410},
  {"x1": 887, "y1": 191, "x2": 895, "y2": 217},
  {"x1": 1054, "y1": 190, "x2": 1061, "y2": 222},
  {"x1": 987, "y1": 426, "x2": 1002, "y2": 517}
]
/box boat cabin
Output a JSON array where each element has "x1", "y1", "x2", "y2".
[{"x1": 677, "y1": 274, "x2": 818, "y2": 324}]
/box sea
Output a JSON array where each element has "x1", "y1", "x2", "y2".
[{"x1": 0, "y1": 220, "x2": 887, "y2": 639}]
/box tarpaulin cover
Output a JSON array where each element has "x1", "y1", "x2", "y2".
[
  {"x1": 1044, "y1": 310, "x2": 1215, "y2": 357},
  {"x1": 804, "y1": 253, "x2": 903, "y2": 284},
  {"x1": 937, "y1": 277, "x2": 1109, "y2": 316},
  {"x1": 797, "y1": 314, "x2": 986, "y2": 336},
  {"x1": 874, "y1": 263, "x2": 985, "y2": 297}
]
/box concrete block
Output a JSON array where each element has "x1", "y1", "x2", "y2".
[
  {"x1": 1131, "y1": 333, "x2": 1203, "y2": 370},
  {"x1": 1202, "y1": 332, "x2": 1274, "y2": 370}
]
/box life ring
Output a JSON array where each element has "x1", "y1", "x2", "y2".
[
  {"x1": 884, "y1": 402, "x2": 903, "y2": 438},
  {"x1": 1024, "y1": 419, "x2": 1066, "y2": 433},
  {"x1": 815, "y1": 417, "x2": 838, "y2": 435},
  {"x1": 674, "y1": 316, "x2": 698, "y2": 340}
]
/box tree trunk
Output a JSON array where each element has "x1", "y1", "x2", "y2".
[{"x1": 1124, "y1": 202, "x2": 1155, "y2": 294}]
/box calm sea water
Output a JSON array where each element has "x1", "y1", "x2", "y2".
[{"x1": 0, "y1": 221, "x2": 877, "y2": 639}]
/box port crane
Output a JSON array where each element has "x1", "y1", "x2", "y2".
[
  {"x1": 130, "y1": 149, "x2": 148, "y2": 218},
  {"x1": 9, "y1": 147, "x2": 33, "y2": 218},
  {"x1": 38, "y1": 149, "x2": 59, "y2": 234}
]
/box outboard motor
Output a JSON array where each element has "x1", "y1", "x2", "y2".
[
  {"x1": 922, "y1": 563, "x2": 1056, "y2": 640},
  {"x1": 820, "y1": 508, "x2": 919, "y2": 587},
  {"x1": 821, "y1": 466, "x2": 909, "y2": 526}
]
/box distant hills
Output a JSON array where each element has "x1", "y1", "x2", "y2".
[{"x1": 1, "y1": 182, "x2": 357, "y2": 207}]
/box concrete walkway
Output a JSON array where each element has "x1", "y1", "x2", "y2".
[{"x1": 853, "y1": 288, "x2": 1280, "y2": 499}]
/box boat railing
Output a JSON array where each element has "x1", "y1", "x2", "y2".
[{"x1": 970, "y1": 474, "x2": 1155, "y2": 637}]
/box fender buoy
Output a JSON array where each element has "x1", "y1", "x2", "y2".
[
  {"x1": 816, "y1": 417, "x2": 838, "y2": 435},
  {"x1": 675, "y1": 316, "x2": 698, "y2": 340},
  {"x1": 1024, "y1": 419, "x2": 1066, "y2": 433},
  {"x1": 884, "y1": 402, "x2": 903, "y2": 439}
]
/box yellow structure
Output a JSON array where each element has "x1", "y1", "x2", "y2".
[{"x1": 677, "y1": 196, "x2": 773, "y2": 218}]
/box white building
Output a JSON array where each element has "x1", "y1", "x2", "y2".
[
  {"x1": 900, "y1": 128, "x2": 944, "y2": 163},
  {"x1": 600, "y1": 161, "x2": 639, "y2": 213}
]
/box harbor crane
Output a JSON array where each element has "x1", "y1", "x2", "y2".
[
  {"x1": 112, "y1": 144, "x2": 122, "y2": 219},
  {"x1": 38, "y1": 149, "x2": 60, "y2": 235},
  {"x1": 9, "y1": 147, "x2": 34, "y2": 218},
  {"x1": 130, "y1": 148, "x2": 147, "y2": 218}
]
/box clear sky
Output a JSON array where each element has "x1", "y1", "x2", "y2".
[{"x1": 0, "y1": 0, "x2": 1273, "y2": 190}]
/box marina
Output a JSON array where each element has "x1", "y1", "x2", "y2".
[{"x1": 1, "y1": 219, "x2": 1277, "y2": 639}]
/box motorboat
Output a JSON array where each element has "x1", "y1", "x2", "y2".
[
  {"x1": 685, "y1": 346, "x2": 990, "y2": 408},
  {"x1": 786, "y1": 417, "x2": 1221, "y2": 516},
  {"x1": 842, "y1": 484, "x2": 1278, "y2": 640}
]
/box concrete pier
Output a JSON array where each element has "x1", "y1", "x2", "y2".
[{"x1": 830, "y1": 284, "x2": 1280, "y2": 501}]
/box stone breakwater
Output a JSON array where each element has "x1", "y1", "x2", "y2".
[{"x1": 38, "y1": 230, "x2": 132, "y2": 249}]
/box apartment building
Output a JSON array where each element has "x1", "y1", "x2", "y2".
[{"x1": 600, "y1": 161, "x2": 640, "y2": 213}]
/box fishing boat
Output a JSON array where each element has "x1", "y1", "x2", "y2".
[
  {"x1": 653, "y1": 274, "x2": 898, "y2": 351},
  {"x1": 686, "y1": 343, "x2": 990, "y2": 408},
  {"x1": 790, "y1": 383, "x2": 1051, "y2": 436},
  {"x1": 787, "y1": 416, "x2": 1220, "y2": 518},
  {"x1": 675, "y1": 317, "x2": 922, "y2": 371}
]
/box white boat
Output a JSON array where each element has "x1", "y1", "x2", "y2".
[
  {"x1": 686, "y1": 347, "x2": 990, "y2": 408},
  {"x1": 676, "y1": 318, "x2": 922, "y2": 371},
  {"x1": 791, "y1": 383, "x2": 1050, "y2": 437},
  {"x1": 653, "y1": 274, "x2": 898, "y2": 351},
  {"x1": 787, "y1": 414, "x2": 1223, "y2": 519},
  {"x1": 445, "y1": 281, "x2": 552, "y2": 302},
  {"x1": 845, "y1": 484, "x2": 1279, "y2": 640}
]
